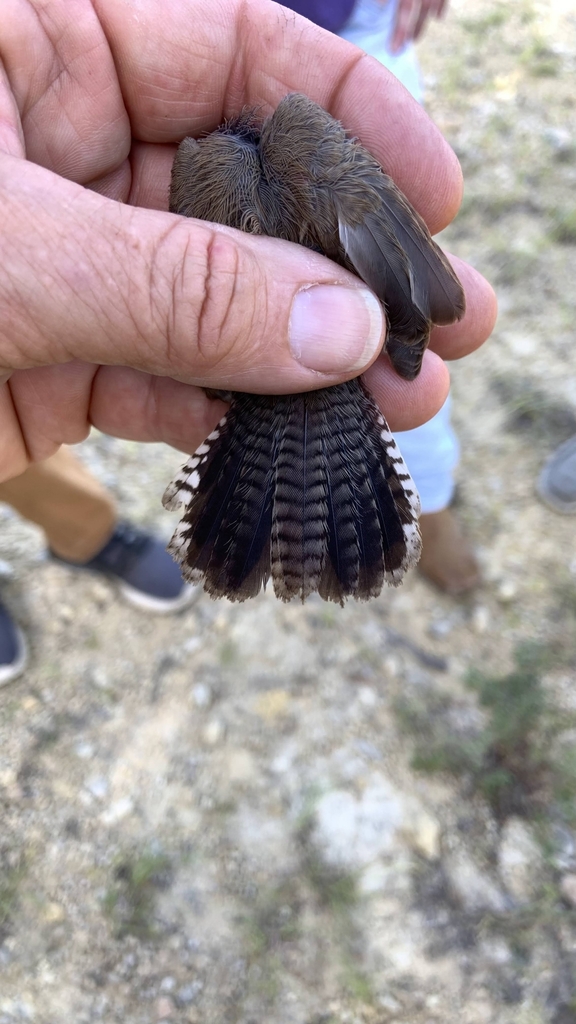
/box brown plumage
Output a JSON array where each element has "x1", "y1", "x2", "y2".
[{"x1": 163, "y1": 93, "x2": 465, "y2": 603}]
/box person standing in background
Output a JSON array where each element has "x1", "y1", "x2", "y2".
[{"x1": 285, "y1": 0, "x2": 480, "y2": 596}]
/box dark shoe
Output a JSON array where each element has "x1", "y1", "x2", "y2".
[
  {"x1": 418, "y1": 508, "x2": 481, "y2": 595},
  {"x1": 537, "y1": 436, "x2": 576, "y2": 514},
  {"x1": 0, "y1": 600, "x2": 28, "y2": 687},
  {"x1": 51, "y1": 522, "x2": 198, "y2": 614}
]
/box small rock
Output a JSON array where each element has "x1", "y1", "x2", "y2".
[
  {"x1": 75, "y1": 741, "x2": 95, "y2": 760},
  {"x1": 43, "y1": 902, "x2": 66, "y2": 924},
  {"x1": 313, "y1": 773, "x2": 404, "y2": 869},
  {"x1": 202, "y1": 719, "x2": 225, "y2": 746},
  {"x1": 88, "y1": 666, "x2": 111, "y2": 691},
  {"x1": 183, "y1": 636, "x2": 202, "y2": 654},
  {"x1": 91, "y1": 581, "x2": 112, "y2": 605},
  {"x1": 404, "y1": 812, "x2": 441, "y2": 860},
  {"x1": 383, "y1": 655, "x2": 401, "y2": 678},
  {"x1": 560, "y1": 874, "x2": 576, "y2": 908},
  {"x1": 357, "y1": 686, "x2": 377, "y2": 707},
  {"x1": 498, "y1": 817, "x2": 542, "y2": 902},
  {"x1": 354, "y1": 739, "x2": 381, "y2": 761},
  {"x1": 20, "y1": 696, "x2": 39, "y2": 712},
  {"x1": 443, "y1": 850, "x2": 509, "y2": 913},
  {"x1": 460, "y1": 999, "x2": 494, "y2": 1023},
  {"x1": 497, "y1": 580, "x2": 517, "y2": 604},
  {"x1": 191, "y1": 683, "x2": 212, "y2": 708},
  {"x1": 378, "y1": 993, "x2": 402, "y2": 1013},
  {"x1": 156, "y1": 996, "x2": 174, "y2": 1019},
  {"x1": 224, "y1": 749, "x2": 256, "y2": 783},
  {"x1": 428, "y1": 616, "x2": 455, "y2": 638},
  {"x1": 545, "y1": 126, "x2": 574, "y2": 157},
  {"x1": 551, "y1": 823, "x2": 576, "y2": 870},
  {"x1": 84, "y1": 776, "x2": 108, "y2": 800},
  {"x1": 0, "y1": 769, "x2": 16, "y2": 790},
  {"x1": 253, "y1": 689, "x2": 290, "y2": 721},
  {"x1": 359, "y1": 861, "x2": 391, "y2": 895},
  {"x1": 0, "y1": 559, "x2": 15, "y2": 579},
  {"x1": 100, "y1": 797, "x2": 134, "y2": 825},
  {"x1": 471, "y1": 605, "x2": 490, "y2": 634},
  {"x1": 478, "y1": 936, "x2": 513, "y2": 964},
  {"x1": 58, "y1": 604, "x2": 74, "y2": 623},
  {"x1": 176, "y1": 981, "x2": 203, "y2": 1006},
  {"x1": 504, "y1": 331, "x2": 538, "y2": 357}
]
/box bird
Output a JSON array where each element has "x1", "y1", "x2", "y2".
[{"x1": 163, "y1": 93, "x2": 465, "y2": 604}]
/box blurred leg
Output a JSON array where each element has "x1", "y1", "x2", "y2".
[
  {"x1": 0, "y1": 446, "x2": 116, "y2": 562},
  {"x1": 0, "y1": 446, "x2": 196, "y2": 613}
]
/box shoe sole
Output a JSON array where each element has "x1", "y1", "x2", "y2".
[
  {"x1": 0, "y1": 625, "x2": 29, "y2": 687},
  {"x1": 537, "y1": 437, "x2": 576, "y2": 514},
  {"x1": 118, "y1": 581, "x2": 201, "y2": 614}
]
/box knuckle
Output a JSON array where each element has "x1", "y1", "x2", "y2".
[{"x1": 168, "y1": 224, "x2": 265, "y2": 381}]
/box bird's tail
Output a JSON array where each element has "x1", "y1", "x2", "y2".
[{"x1": 163, "y1": 379, "x2": 421, "y2": 603}]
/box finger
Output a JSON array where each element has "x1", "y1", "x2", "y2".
[
  {"x1": 87, "y1": 143, "x2": 176, "y2": 210},
  {"x1": 0, "y1": 377, "x2": 29, "y2": 482},
  {"x1": 89, "y1": 366, "x2": 229, "y2": 453},
  {"x1": 413, "y1": 4, "x2": 431, "y2": 42},
  {"x1": 5, "y1": 361, "x2": 228, "y2": 467},
  {"x1": 390, "y1": 0, "x2": 416, "y2": 52},
  {"x1": 364, "y1": 348, "x2": 450, "y2": 431},
  {"x1": 0, "y1": 154, "x2": 387, "y2": 392},
  {"x1": 2, "y1": 0, "x2": 130, "y2": 180},
  {"x1": 5, "y1": 0, "x2": 462, "y2": 230},
  {"x1": 428, "y1": 257, "x2": 498, "y2": 362},
  {"x1": 93, "y1": 0, "x2": 462, "y2": 232},
  {"x1": 6, "y1": 361, "x2": 95, "y2": 462},
  {"x1": 1, "y1": 156, "x2": 494, "y2": 385}
]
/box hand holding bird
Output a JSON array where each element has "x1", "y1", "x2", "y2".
[{"x1": 164, "y1": 94, "x2": 465, "y2": 604}]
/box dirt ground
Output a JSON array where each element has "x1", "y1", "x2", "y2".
[{"x1": 1, "y1": 0, "x2": 576, "y2": 1021}]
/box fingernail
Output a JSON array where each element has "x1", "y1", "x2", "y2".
[{"x1": 289, "y1": 285, "x2": 384, "y2": 373}]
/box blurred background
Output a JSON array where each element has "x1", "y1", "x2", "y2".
[{"x1": 1, "y1": 0, "x2": 576, "y2": 1021}]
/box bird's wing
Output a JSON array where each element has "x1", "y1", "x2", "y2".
[{"x1": 335, "y1": 163, "x2": 465, "y2": 327}]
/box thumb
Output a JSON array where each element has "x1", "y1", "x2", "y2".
[{"x1": 0, "y1": 155, "x2": 385, "y2": 391}]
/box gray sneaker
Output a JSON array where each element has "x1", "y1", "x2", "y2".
[
  {"x1": 537, "y1": 435, "x2": 576, "y2": 514},
  {"x1": 51, "y1": 522, "x2": 199, "y2": 614},
  {"x1": 0, "y1": 600, "x2": 28, "y2": 687}
]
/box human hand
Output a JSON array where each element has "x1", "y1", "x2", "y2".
[
  {"x1": 0, "y1": 0, "x2": 495, "y2": 483},
  {"x1": 382, "y1": 0, "x2": 449, "y2": 53}
]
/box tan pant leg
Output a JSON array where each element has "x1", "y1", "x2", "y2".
[{"x1": 0, "y1": 446, "x2": 117, "y2": 562}]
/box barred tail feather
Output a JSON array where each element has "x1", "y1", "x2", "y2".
[
  {"x1": 164, "y1": 381, "x2": 421, "y2": 603},
  {"x1": 270, "y1": 392, "x2": 330, "y2": 601},
  {"x1": 317, "y1": 379, "x2": 421, "y2": 601}
]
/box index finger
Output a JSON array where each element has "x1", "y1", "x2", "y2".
[{"x1": 94, "y1": 0, "x2": 462, "y2": 233}]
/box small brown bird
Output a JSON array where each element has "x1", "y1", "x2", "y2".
[{"x1": 163, "y1": 93, "x2": 465, "y2": 603}]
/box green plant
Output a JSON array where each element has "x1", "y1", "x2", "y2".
[
  {"x1": 554, "y1": 579, "x2": 576, "y2": 619},
  {"x1": 304, "y1": 856, "x2": 359, "y2": 916},
  {"x1": 549, "y1": 208, "x2": 576, "y2": 245},
  {"x1": 396, "y1": 644, "x2": 576, "y2": 821},
  {"x1": 461, "y1": 7, "x2": 507, "y2": 34},
  {"x1": 243, "y1": 880, "x2": 302, "y2": 956},
  {"x1": 492, "y1": 375, "x2": 576, "y2": 442},
  {"x1": 103, "y1": 849, "x2": 172, "y2": 939},
  {"x1": 0, "y1": 857, "x2": 26, "y2": 935},
  {"x1": 521, "y1": 35, "x2": 561, "y2": 77}
]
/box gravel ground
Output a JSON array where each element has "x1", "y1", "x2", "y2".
[{"x1": 2, "y1": 1, "x2": 576, "y2": 1021}]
